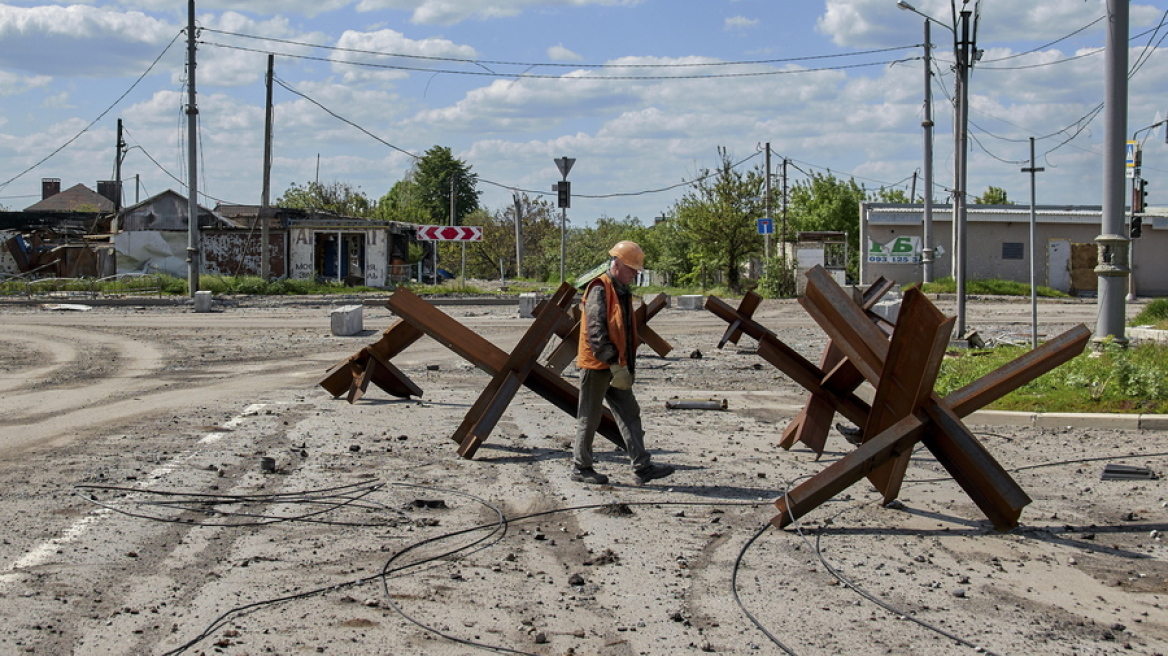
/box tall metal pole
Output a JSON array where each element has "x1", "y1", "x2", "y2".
[
  {"x1": 261, "y1": 53, "x2": 274, "y2": 281},
  {"x1": 781, "y1": 158, "x2": 789, "y2": 295},
  {"x1": 1096, "y1": 0, "x2": 1130, "y2": 347},
  {"x1": 560, "y1": 206, "x2": 566, "y2": 284},
  {"x1": 513, "y1": 193, "x2": 523, "y2": 279},
  {"x1": 953, "y1": 8, "x2": 972, "y2": 338},
  {"x1": 1023, "y1": 137, "x2": 1044, "y2": 349},
  {"x1": 185, "y1": 0, "x2": 200, "y2": 297},
  {"x1": 764, "y1": 143, "x2": 772, "y2": 259},
  {"x1": 114, "y1": 119, "x2": 124, "y2": 214},
  {"x1": 921, "y1": 19, "x2": 935, "y2": 283}
]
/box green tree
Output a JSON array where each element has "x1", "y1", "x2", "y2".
[
  {"x1": 639, "y1": 214, "x2": 690, "y2": 287},
  {"x1": 672, "y1": 147, "x2": 766, "y2": 292},
  {"x1": 873, "y1": 187, "x2": 911, "y2": 203},
  {"x1": 413, "y1": 145, "x2": 481, "y2": 226},
  {"x1": 974, "y1": 186, "x2": 1012, "y2": 205},
  {"x1": 565, "y1": 215, "x2": 649, "y2": 280},
  {"x1": 787, "y1": 171, "x2": 867, "y2": 280},
  {"x1": 276, "y1": 180, "x2": 374, "y2": 217},
  {"x1": 374, "y1": 176, "x2": 430, "y2": 223}
]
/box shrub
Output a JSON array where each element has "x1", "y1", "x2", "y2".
[{"x1": 1132, "y1": 298, "x2": 1168, "y2": 327}]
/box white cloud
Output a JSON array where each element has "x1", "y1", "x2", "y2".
[
  {"x1": 547, "y1": 44, "x2": 582, "y2": 62},
  {"x1": 724, "y1": 16, "x2": 758, "y2": 31},
  {"x1": 0, "y1": 4, "x2": 176, "y2": 76},
  {"x1": 351, "y1": 0, "x2": 643, "y2": 26},
  {"x1": 330, "y1": 28, "x2": 478, "y2": 84},
  {"x1": 0, "y1": 70, "x2": 52, "y2": 96}
]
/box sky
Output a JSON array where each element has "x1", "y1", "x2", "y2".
[{"x1": 1, "y1": 0, "x2": 1166, "y2": 228}]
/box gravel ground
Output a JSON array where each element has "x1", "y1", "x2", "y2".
[{"x1": 0, "y1": 293, "x2": 1163, "y2": 656}]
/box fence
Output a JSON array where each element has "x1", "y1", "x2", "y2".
[{"x1": 1, "y1": 273, "x2": 164, "y2": 299}]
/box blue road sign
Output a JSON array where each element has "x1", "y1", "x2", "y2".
[{"x1": 757, "y1": 217, "x2": 774, "y2": 235}]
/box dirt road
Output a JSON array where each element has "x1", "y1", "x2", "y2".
[{"x1": 0, "y1": 295, "x2": 1163, "y2": 655}]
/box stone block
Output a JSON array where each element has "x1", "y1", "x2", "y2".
[
  {"x1": 193, "y1": 290, "x2": 213, "y2": 313},
  {"x1": 677, "y1": 295, "x2": 704, "y2": 311},
  {"x1": 330, "y1": 304, "x2": 364, "y2": 336},
  {"x1": 519, "y1": 293, "x2": 543, "y2": 318}
]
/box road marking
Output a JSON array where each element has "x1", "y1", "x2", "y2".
[{"x1": 0, "y1": 403, "x2": 270, "y2": 589}]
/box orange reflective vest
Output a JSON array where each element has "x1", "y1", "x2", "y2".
[{"x1": 576, "y1": 274, "x2": 637, "y2": 370}]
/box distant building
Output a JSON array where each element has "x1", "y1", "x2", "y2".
[
  {"x1": 860, "y1": 203, "x2": 1167, "y2": 298},
  {"x1": 24, "y1": 178, "x2": 117, "y2": 213}
]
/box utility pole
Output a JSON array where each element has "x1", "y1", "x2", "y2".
[
  {"x1": 185, "y1": 0, "x2": 200, "y2": 297},
  {"x1": 261, "y1": 53, "x2": 274, "y2": 281},
  {"x1": 513, "y1": 193, "x2": 523, "y2": 279},
  {"x1": 921, "y1": 18, "x2": 935, "y2": 283},
  {"x1": 952, "y1": 5, "x2": 976, "y2": 339},
  {"x1": 764, "y1": 143, "x2": 772, "y2": 259},
  {"x1": 781, "y1": 158, "x2": 789, "y2": 295},
  {"x1": 1022, "y1": 137, "x2": 1044, "y2": 349},
  {"x1": 1096, "y1": 0, "x2": 1129, "y2": 347},
  {"x1": 114, "y1": 119, "x2": 125, "y2": 214}
]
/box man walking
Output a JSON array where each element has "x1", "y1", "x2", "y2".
[{"x1": 571, "y1": 241, "x2": 675, "y2": 486}]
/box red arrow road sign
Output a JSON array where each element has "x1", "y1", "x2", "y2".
[{"x1": 416, "y1": 225, "x2": 483, "y2": 241}]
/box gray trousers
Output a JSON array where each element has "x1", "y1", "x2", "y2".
[{"x1": 573, "y1": 368, "x2": 650, "y2": 472}]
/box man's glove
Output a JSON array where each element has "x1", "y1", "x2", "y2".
[{"x1": 609, "y1": 364, "x2": 633, "y2": 390}]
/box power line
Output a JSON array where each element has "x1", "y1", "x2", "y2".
[
  {"x1": 200, "y1": 40, "x2": 917, "y2": 81},
  {"x1": 0, "y1": 30, "x2": 184, "y2": 193},
  {"x1": 201, "y1": 27, "x2": 918, "y2": 70},
  {"x1": 978, "y1": 15, "x2": 1106, "y2": 63}
]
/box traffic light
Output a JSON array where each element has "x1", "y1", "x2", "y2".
[
  {"x1": 1132, "y1": 179, "x2": 1147, "y2": 238},
  {"x1": 557, "y1": 180, "x2": 571, "y2": 209},
  {"x1": 1133, "y1": 178, "x2": 1148, "y2": 213}
]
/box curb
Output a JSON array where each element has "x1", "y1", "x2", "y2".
[{"x1": 969, "y1": 409, "x2": 1168, "y2": 431}]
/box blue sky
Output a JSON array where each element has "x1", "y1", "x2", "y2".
[{"x1": 1, "y1": 0, "x2": 1166, "y2": 227}]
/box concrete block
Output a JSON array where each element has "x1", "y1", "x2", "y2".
[
  {"x1": 1033, "y1": 412, "x2": 1140, "y2": 430},
  {"x1": 1139, "y1": 414, "x2": 1168, "y2": 431},
  {"x1": 677, "y1": 295, "x2": 704, "y2": 311},
  {"x1": 193, "y1": 290, "x2": 213, "y2": 313},
  {"x1": 519, "y1": 293, "x2": 543, "y2": 318},
  {"x1": 871, "y1": 298, "x2": 901, "y2": 325},
  {"x1": 330, "y1": 304, "x2": 364, "y2": 336}
]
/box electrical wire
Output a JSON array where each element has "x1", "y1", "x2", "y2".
[
  {"x1": 0, "y1": 30, "x2": 184, "y2": 193},
  {"x1": 200, "y1": 39, "x2": 917, "y2": 81},
  {"x1": 979, "y1": 15, "x2": 1106, "y2": 64},
  {"x1": 75, "y1": 481, "x2": 398, "y2": 527},
  {"x1": 201, "y1": 27, "x2": 919, "y2": 71}
]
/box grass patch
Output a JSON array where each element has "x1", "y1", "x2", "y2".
[
  {"x1": 916, "y1": 276, "x2": 1069, "y2": 298},
  {"x1": 936, "y1": 340, "x2": 1168, "y2": 414},
  {"x1": 1132, "y1": 298, "x2": 1168, "y2": 330}
]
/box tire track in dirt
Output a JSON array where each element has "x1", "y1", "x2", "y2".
[{"x1": 0, "y1": 325, "x2": 166, "y2": 424}]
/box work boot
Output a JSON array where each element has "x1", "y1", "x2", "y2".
[
  {"x1": 634, "y1": 463, "x2": 675, "y2": 485},
  {"x1": 570, "y1": 467, "x2": 609, "y2": 485}
]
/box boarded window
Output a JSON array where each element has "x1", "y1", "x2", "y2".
[{"x1": 1002, "y1": 242, "x2": 1024, "y2": 260}]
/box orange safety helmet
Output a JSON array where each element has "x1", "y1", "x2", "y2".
[{"x1": 608, "y1": 240, "x2": 645, "y2": 271}]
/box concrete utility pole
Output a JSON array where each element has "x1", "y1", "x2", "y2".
[
  {"x1": 261, "y1": 53, "x2": 274, "y2": 281},
  {"x1": 921, "y1": 19, "x2": 935, "y2": 283},
  {"x1": 952, "y1": 6, "x2": 975, "y2": 339},
  {"x1": 114, "y1": 119, "x2": 125, "y2": 214},
  {"x1": 781, "y1": 158, "x2": 789, "y2": 295},
  {"x1": 764, "y1": 143, "x2": 772, "y2": 259},
  {"x1": 185, "y1": 0, "x2": 200, "y2": 297},
  {"x1": 1096, "y1": 0, "x2": 1129, "y2": 347},
  {"x1": 1022, "y1": 137, "x2": 1044, "y2": 349},
  {"x1": 513, "y1": 193, "x2": 523, "y2": 279}
]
